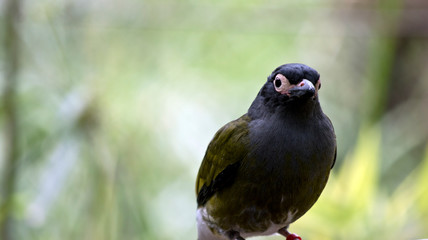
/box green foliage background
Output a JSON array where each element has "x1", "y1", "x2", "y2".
[{"x1": 1, "y1": 0, "x2": 428, "y2": 239}]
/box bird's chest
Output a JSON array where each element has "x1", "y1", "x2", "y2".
[
  {"x1": 248, "y1": 120, "x2": 332, "y2": 173},
  {"x1": 245, "y1": 118, "x2": 334, "y2": 203}
]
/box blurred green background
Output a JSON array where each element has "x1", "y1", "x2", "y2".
[{"x1": 1, "y1": 0, "x2": 428, "y2": 239}]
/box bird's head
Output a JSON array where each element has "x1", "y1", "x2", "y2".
[
  {"x1": 266, "y1": 63, "x2": 321, "y2": 102},
  {"x1": 263, "y1": 63, "x2": 321, "y2": 104},
  {"x1": 249, "y1": 63, "x2": 322, "y2": 118}
]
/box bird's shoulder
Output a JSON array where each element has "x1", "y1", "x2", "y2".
[{"x1": 195, "y1": 114, "x2": 251, "y2": 206}]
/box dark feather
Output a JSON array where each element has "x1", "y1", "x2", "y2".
[{"x1": 197, "y1": 161, "x2": 241, "y2": 207}]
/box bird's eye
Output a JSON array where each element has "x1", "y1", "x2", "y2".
[
  {"x1": 274, "y1": 78, "x2": 282, "y2": 88},
  {"x1": 273, "y1": 74, "x2": 289, "y2": 94}
]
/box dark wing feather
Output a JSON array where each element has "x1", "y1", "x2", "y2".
[
  {"x1": 196, "y1": 114, "x2": 251, "y2": 207},
  {"x1": 325, "y1": 115, "x2": 337, "y2": 169},
  {"x1": 331, "y1": 146, "x2": 337, "y2": 169}
]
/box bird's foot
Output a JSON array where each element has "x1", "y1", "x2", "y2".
[
  {"x1": 227, "y1": 230, "x2": 245, "y2": 240},
  {"x1": 278, "y1": 228, "x2": 302, "y2": 240},
  {"x1": 285, "y1": 233, "x2": 302, "y2": 240}
]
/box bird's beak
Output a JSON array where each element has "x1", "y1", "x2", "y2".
[{"x1": 288, "y1": 79, "x2": 316, "y2": 98}]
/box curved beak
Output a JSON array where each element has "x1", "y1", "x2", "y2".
[{"x1": 288, "y1": 79, "x2": 315, "y2": 98}]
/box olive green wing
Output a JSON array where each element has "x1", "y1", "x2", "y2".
[{"x1": 196, "y1": 114, "x2": 251, "y2": 207}]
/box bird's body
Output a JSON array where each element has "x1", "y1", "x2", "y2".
[{"x1": 196, "y1": 64, "x2": 336, "y2": 240}]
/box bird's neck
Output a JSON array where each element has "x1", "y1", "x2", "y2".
[
  {"x1": 279, "y1": 99, "x2": 322, "y2": 120},
  {"x1": 247, "y1": 95, "x2": 323, "y2": 121}
]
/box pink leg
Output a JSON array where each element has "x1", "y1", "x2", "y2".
[{"x1": 278, "y1": 227, "x2": 302, "y2": 240}]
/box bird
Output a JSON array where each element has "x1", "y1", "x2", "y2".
[{"x1": 195, "y1": 63, "x2": 337, "y2": 240}]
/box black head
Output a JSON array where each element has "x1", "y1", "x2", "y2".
[
  {"x1": 267, "y1": 63, "x2": 321, "y2": 100},
  {"x1": 249, "y1": 63, "x2": 322, "y2": 118},
  {"x1": 263, "y1": 63, "x2": 321, "y2": 102}
]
